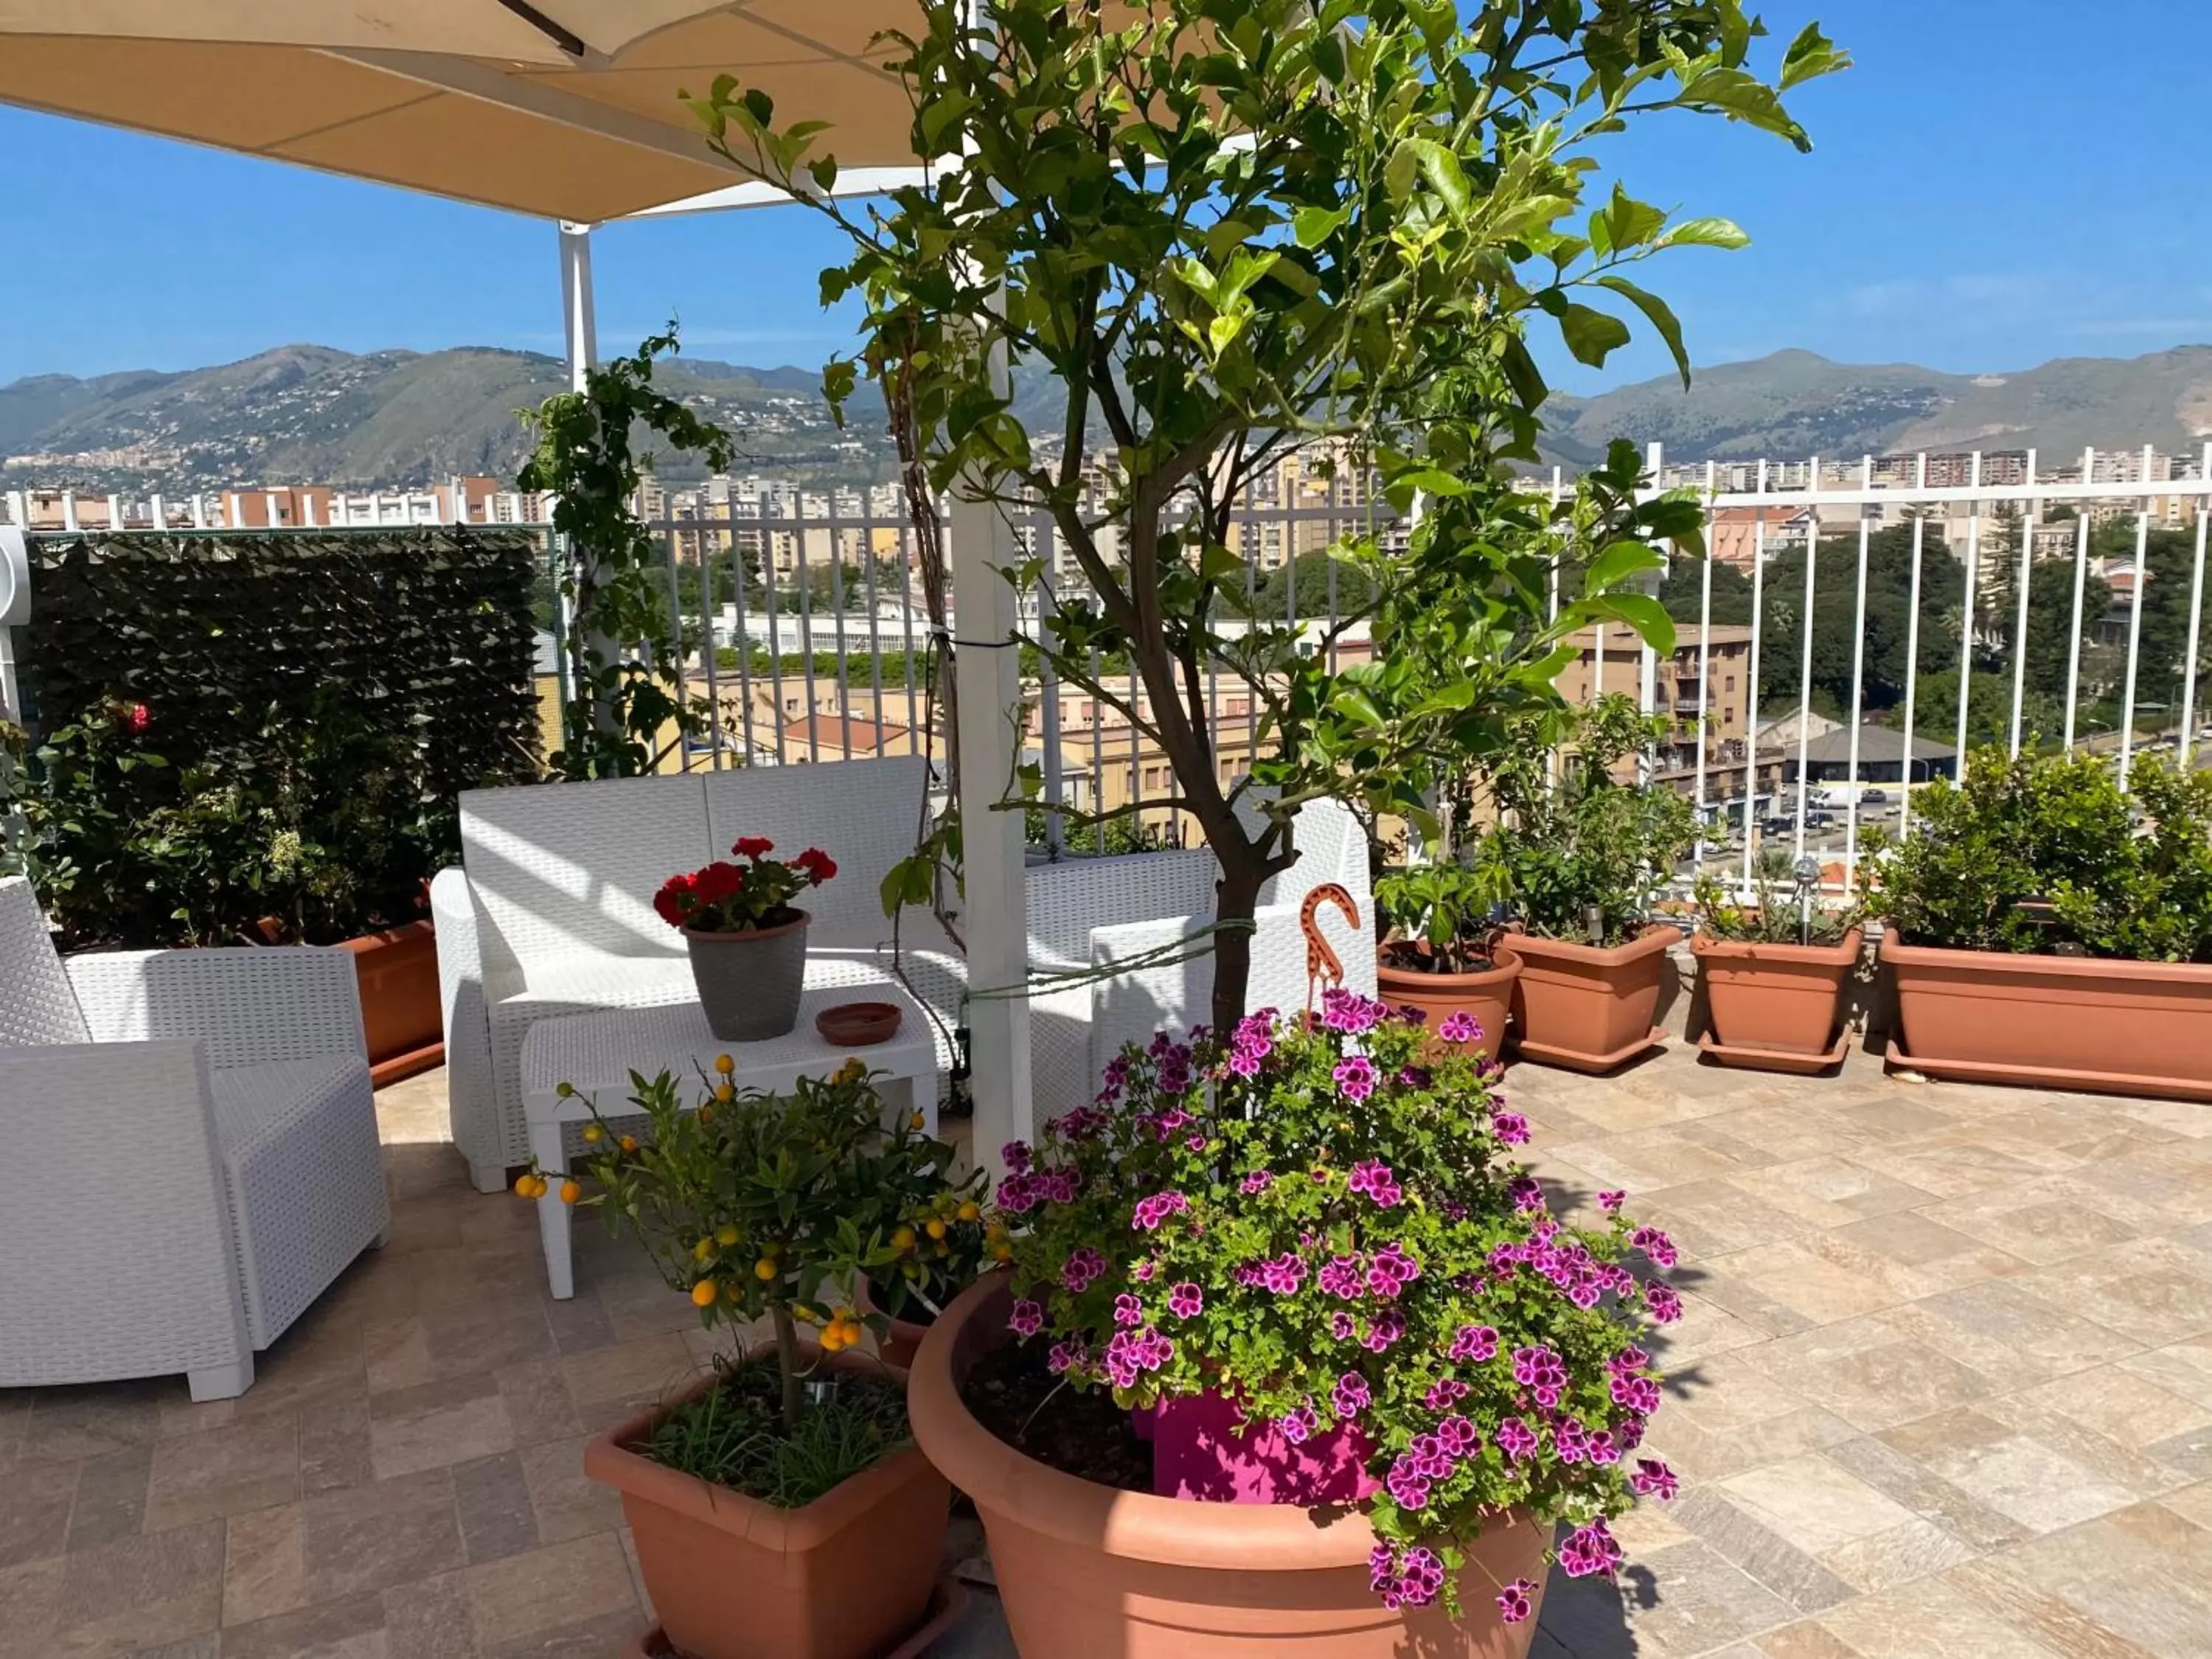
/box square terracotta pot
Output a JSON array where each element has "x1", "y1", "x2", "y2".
[
  {"x1": 1498, "y1": 925, "x2": 1674, "y2": 1073},
  {"x1": 583, "y1": 1355, "x2": 950, "y2": 1659},
  {"x1": 335, "y1": 919, "x2": 443, "y2": 1086},
  {"x1": 1691, "y1": 927, "x2": 1862, "y2": 1066}
]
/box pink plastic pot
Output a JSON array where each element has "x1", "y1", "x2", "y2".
[{"x1": 1149, "y1": 1391, "x2": 1380, "y2": 1505}]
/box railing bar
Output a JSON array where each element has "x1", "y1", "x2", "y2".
[
  {"x1": 2119, "y1": 450, "x2": 2153, "y2": 791},
  {"x1": 899, "y1": 515, "x2": 919, "y2": 762},
  {"x1": 662, "y1": 518, "x2": 689, "y2": 768},
  {"x1": 796, "y1": 501, "x2": 821, "y2": 765},
  {"x1": 700, "y1": 513, "x2": 724, "y2": 771},
  {"x1": 1843, "y1": 457, "x2": 1874, "y2": 878},
  {"x1": 761, "y1": 498, "x2": 788, "y2": 765},
  {"x1": 1899, "y1": 453, "x2": 1928, "y2": 842},
  {"x1": 1741, "y1": 463, "x2": 1769, "y2": 888},
  {"x1": 829, "y1": 523, "x2": 854, "y2": 764},
  {"x1": 1090, "y1": 644, "x2": 1106, "y2": 854},
  {"x1": 1952, "y1": 453, "x2": 1983, "y2": 784},
  {"x1": 2007, "y1": 450, "x2": 2039, "y2": 757},
  {"x1": 2181, "y1": 444, "x2": 2211, "y2": 769},
  {"x1": 2062, "y1": 447, "x2": 2095, "y2": 750},
  {"x1": 1792, "y1": 456, "x2": 1820, "y2": 865},
  {"x1": 729, "y1": 499, "x2": 757, "y2": 765},
  {"x1": 860, "y1": 495, "x2": 886, "y2": 741},
  {"x1": 1037, "y1": 517, "x2": 1065, "y2": 853},
  {"x1": 1692, "y1": 461, "x2": 1716, "y2": 868}
]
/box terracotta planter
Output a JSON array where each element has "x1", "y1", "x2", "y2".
[
  {"x1": 620, "y1": 1582, "x2": 970, "y2": 1659},
  {"x1": 1376, "y1": 950, "x2": 1520, "y2": 1062},
  {"x1": 1691, "y1": 928, "x2": 1862, "y2": 1073},
  {"x1": 857, "y1": 1276, "x2": 934, "y2": 1371},
  {"x1": 584, "y1": 1352, "x2": 950, "y2": 1659},
  {"x1": 684, "y1": 909, "x2": 810, "y2": 1042},
  {"x1": 1497, "y1": 926, "x2": 1674, "y2": 1074},
  {"x1": 815, "y1": 1000, "x2": 904, "y2": 1047},
  {"x1": 334, "y1": 919, "x2": 442, "y2": 1087},
  {"x1": 1882, "y1": 930, "x2": 2212, "y2": 1102},
  {"x1": 908, "y1": 1273, "x2": 1551, "y2": 1658}
]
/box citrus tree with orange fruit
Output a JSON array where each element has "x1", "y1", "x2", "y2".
[{"x1": 535, "y1": 1055, "x2": 984, "y2": 1430}]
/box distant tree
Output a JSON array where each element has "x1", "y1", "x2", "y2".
[
  {"x1": 1660, "y1": 552, "x2": 1753, "y2": 626},
  {"x1": 1755, "y1": 524, "x2": 1960, "y2": 714}
]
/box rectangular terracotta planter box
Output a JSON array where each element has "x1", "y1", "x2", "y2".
[
  {"x1": 1692, "y1": 928, "x2": 1862, "y2": 1071},
  {"x1": 1882, "y1": 930, "x2": 2212, "y2": 1102},
  {"x1": 335, "y1": 919, "x2": 443, "y2": 1087},
  {"x1": 584, "y1": 1359, "x2": 950, "y2": 1659},
  {"x1": 1498, "y1": 925, "x2": 1674, "y2": 1074}
]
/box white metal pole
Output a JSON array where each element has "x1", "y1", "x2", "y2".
[
  {"x1": 1843, "y1": 458, "x2": 1872, "y2": 878},
  {"x1": 2118, "y1": 445, "x2": 2154, "y2": 789},
  {"x1": 1791, "y1": 458, "x2": 1819, "y2": 863},
  {"x1": 949, "y1": 350, "x2": 1032, "y2": 1183},
  {"x1": 1899, "y1": 454, "x2": 1928, "y2": 840},
  {"x1": 1691, "y1": 461, "x2": 1715, "y2": 866},
  {"x1": 1952, "y1": 453, "x2": 1983, "y2": 782},
  {"x1": 2181, "y1": 444, "x2": 2210, "y2": 768},
  {"x1": 2062, "y1": 447, "x2": 2094, "y2": 749},
  {"x1": 558, "y1": 221, "x2": 600, "y2": 393},
  {"x1": 1740, "y1": 462, "x2": 1768, "y2": 887},
  {"x1": 2006, "y1": 450, "x2": 2037, "y2": 757}
]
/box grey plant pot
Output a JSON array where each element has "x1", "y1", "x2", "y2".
[{"x1": 684, "y1": 909, "x2": 810, "y2": 1042}]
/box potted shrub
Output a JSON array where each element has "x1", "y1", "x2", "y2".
[
  {"x1": 1689, "y1": 860, "x2": 1865, "y2": 1071},
  {"x1": 1476, "y1": 700, "x2": 1699, "y2": 1072},
  {"x1": 653, "y1": 837, "x2": 837, "y2": 1041},
  {"x1": 1868, "y1": 746, "x2": 2212, "y2": 1100},
  {"x1": 858, "y1": 1166, "x2": 1006, "y2": 1369},
  {"x1": 1374, "y1": 863, "x2": 1519, "y2": 1063},
  {"x1": 908, "y1": 994, "x2": 1683, "y2": 1656},
  {"x1": 538, "y1": 1057, "x2": 967, "y2": 1659}
]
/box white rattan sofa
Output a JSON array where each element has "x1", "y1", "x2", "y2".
[
  {"x1": 432, "y1": 759, "x2": 1372, "y2": 1189},
  {"x1": 0, "y1": 877, "x2": 390, "y2": 1401}
]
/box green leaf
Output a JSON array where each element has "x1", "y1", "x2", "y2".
[
  {"x1": 1658, "y1": 216, "x2": 1751, "y2": 251},
  {"x1": 1780, "y1": 22, "x2": 1852, "y2": 91},
  {"x1": 1292, "y1": 204, "x2": 1351, "y2": 248},
  {"x1": 1585, "y1": 592, "x2": 1677, "y2": 654},
  {"x1": 1583, "y1": 538, "x2": 1665, "y2": 596},
  {"x1": 1594, "y1": 274, "x2": 1690, "y2": 389},
  {"x1": 1556, "y1": 303, "x2": 1632, "y2": 369},
  {"x1": 1329, "y1": 686, "x2": 1387, "y2": 729}
]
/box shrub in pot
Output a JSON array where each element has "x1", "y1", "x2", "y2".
[
  {"x1": 1867, "y1": 745, "x2": 2212, "y2": 1099},
  {"x1": 547, "y1": 1058, "x2": 972, "y2": 1659},
  {"x1": 908, "y1": 993, "x2": 1682, "y2": 1655},
  {"x1": 653, "y1": 837, "x2": 838, "y2": 1041},
  {"x1": 1474, "y1": 699, "x2": 1698, "y2": 1072},
  {"x1": 1689, "y1": 860, "x2": 1866, "y2": 1071},
  {"x1": 858, "y1": 1157, "x2": 1009, "y2": 1368},
  {"x1": 1373, "y1": 862, "x2": 1518, "y2": 1062}
]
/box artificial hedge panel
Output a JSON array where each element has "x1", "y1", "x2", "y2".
[{"x1": 17, "y1": 527, "x2": 541, "y2": 948}]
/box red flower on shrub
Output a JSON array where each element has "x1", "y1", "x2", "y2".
[
  {"x1": 692, "y1": 861, "x2": 745, "y2": 905},
  {"x1": 793, "y1": 848, "x2": 838, "y2": 884},
  {"x1": 732, "y1": 835, "x2": 774, "y2": 859},
  {"x1": 122, "y1": 701, "x2": 151, "y2": 734},
  {"x1": 653, "y1": 872, "x2": 698, "y2": 927}
]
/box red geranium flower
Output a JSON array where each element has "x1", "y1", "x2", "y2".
[
  {"x1": 732, "y1": 836, "x2": 774, "y2": 860},
  {"x1": 692, "y1": 860, "x2": 745, "y2": 905},
  {"x1": 652, "y1": 871, "x2": 699, "y2": 927},
  {"x1": 122, "y1": 701, "x2": 150, "y2": 734},
  {"x1": 793, "y1": 848, "x2": 838, "y2": 885}
]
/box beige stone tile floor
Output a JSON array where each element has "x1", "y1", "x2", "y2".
[{"x1": 6, "y1": 1043, "x2": 2212, "y2": 1657}]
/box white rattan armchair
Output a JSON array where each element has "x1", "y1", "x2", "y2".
[{"x1": 0, "y1": 878, "x2": 389, "y2": 1401}]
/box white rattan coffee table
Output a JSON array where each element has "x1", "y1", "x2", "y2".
[{"x1": 519, "y1": 977, "x2": 940, "y2": 1298}]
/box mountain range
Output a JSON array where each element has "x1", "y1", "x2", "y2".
[{"x1": 4, "y1": 342, "x2": 2209, "y2": 496}]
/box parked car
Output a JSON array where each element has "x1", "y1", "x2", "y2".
[{"x1": 1859, "y1": 788, "x2": 1890, "y2": 806}]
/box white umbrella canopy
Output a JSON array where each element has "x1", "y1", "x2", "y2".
[{"x1": 0, "y1": 1, "x2": 928, "y2": 220}]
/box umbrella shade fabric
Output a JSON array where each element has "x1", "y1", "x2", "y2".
[{"x1": 0, "y1": 1, "x2": 926, "y2": 220}]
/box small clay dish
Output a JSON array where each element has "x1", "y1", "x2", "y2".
[{"x1": 815, "y1": 1001, "x2": 904, "y2": 1046}]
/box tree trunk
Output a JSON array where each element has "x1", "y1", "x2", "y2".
[
  {"x1": 1209, "y1": 850, "x2": 1268, "y2": 1034},
  {"x1": 772, "y1": 1301, "x2": 804, "y2": 1433}
]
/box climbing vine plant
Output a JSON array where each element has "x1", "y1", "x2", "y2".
[{"x1": 520, "y1": 327, "x2": 734, "y2": 779}]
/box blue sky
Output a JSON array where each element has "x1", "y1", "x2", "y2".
[{"x1": 0, "y1": 0, "x2": 2203, "y2": 394}]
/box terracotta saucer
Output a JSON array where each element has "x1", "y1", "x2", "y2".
[{"x1": 815, "y1": 1000, "x2": 904, "y2": 1046}]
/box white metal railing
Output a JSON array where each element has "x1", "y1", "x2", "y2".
[{"x1": 7, "y1": 444, "x2": 2206, "y2": 888}]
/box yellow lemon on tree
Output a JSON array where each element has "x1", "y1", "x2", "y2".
[
  {"x1": 581, "y1": 1122, "x2": 603, "y2": 1143},
  {"x1": 754, "y1": 1258, "x2": 778, "y2": 1281},
  {"x1": 714, "y1": 1053, "x2": 735, "y2": 1075},
  {"x1": 512, "y1": 1173, "x2": 536, "y2": 1198},
  {"x1": 559, "y1": 1180, "x2": 581, "y2": 1206},
  {"x1": 925, "y1": 1219, "x2": 947, "y2": 1240},
  {"x1": 892, "y1": 1225, "x2": 917, "y2": 1251},
  {"x1": 690, "y1": 1279, "x2": 718, "y2": 1308},
  {"x1": 958, "y1": 1201, "x2": 981, "y2": 1222},
  {"x1": 909, "y1": 1111, "x2": 927, "y2": 1130},
  {"x1": 618, "y1": 1135, "x2": 639, "y2": 1153},
  {"x1": 715, "y1": 1225, "x2": 741, "y2": 1247},
  {"x1": 819, "y1": 1326, "x2": 847, "y2": 1353},
  {"x1": 714, "y1": 1082, "x2": 734, "y2": 1104},
  {"x1": 692, "y1": 1237, "x2": 714, "y2": 1262}
]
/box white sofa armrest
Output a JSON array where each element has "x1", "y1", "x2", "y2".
[
  {"x1": 0, "y1": 1040, "x2": 252, "y2": 1396},
  {"x1": 65, "y1": 947, "x2": 366, "y2": 1068},
  {"x1": 431, "y1": 864, "x2": 504, "y2": 1190},
  {"x1": 1028, "y1": 851, "x2": 1217, "y2": 967}
]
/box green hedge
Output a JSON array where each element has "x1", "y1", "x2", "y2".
[{"x1": 11, "y1": 528, "x2": 540, "y2": 948}]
